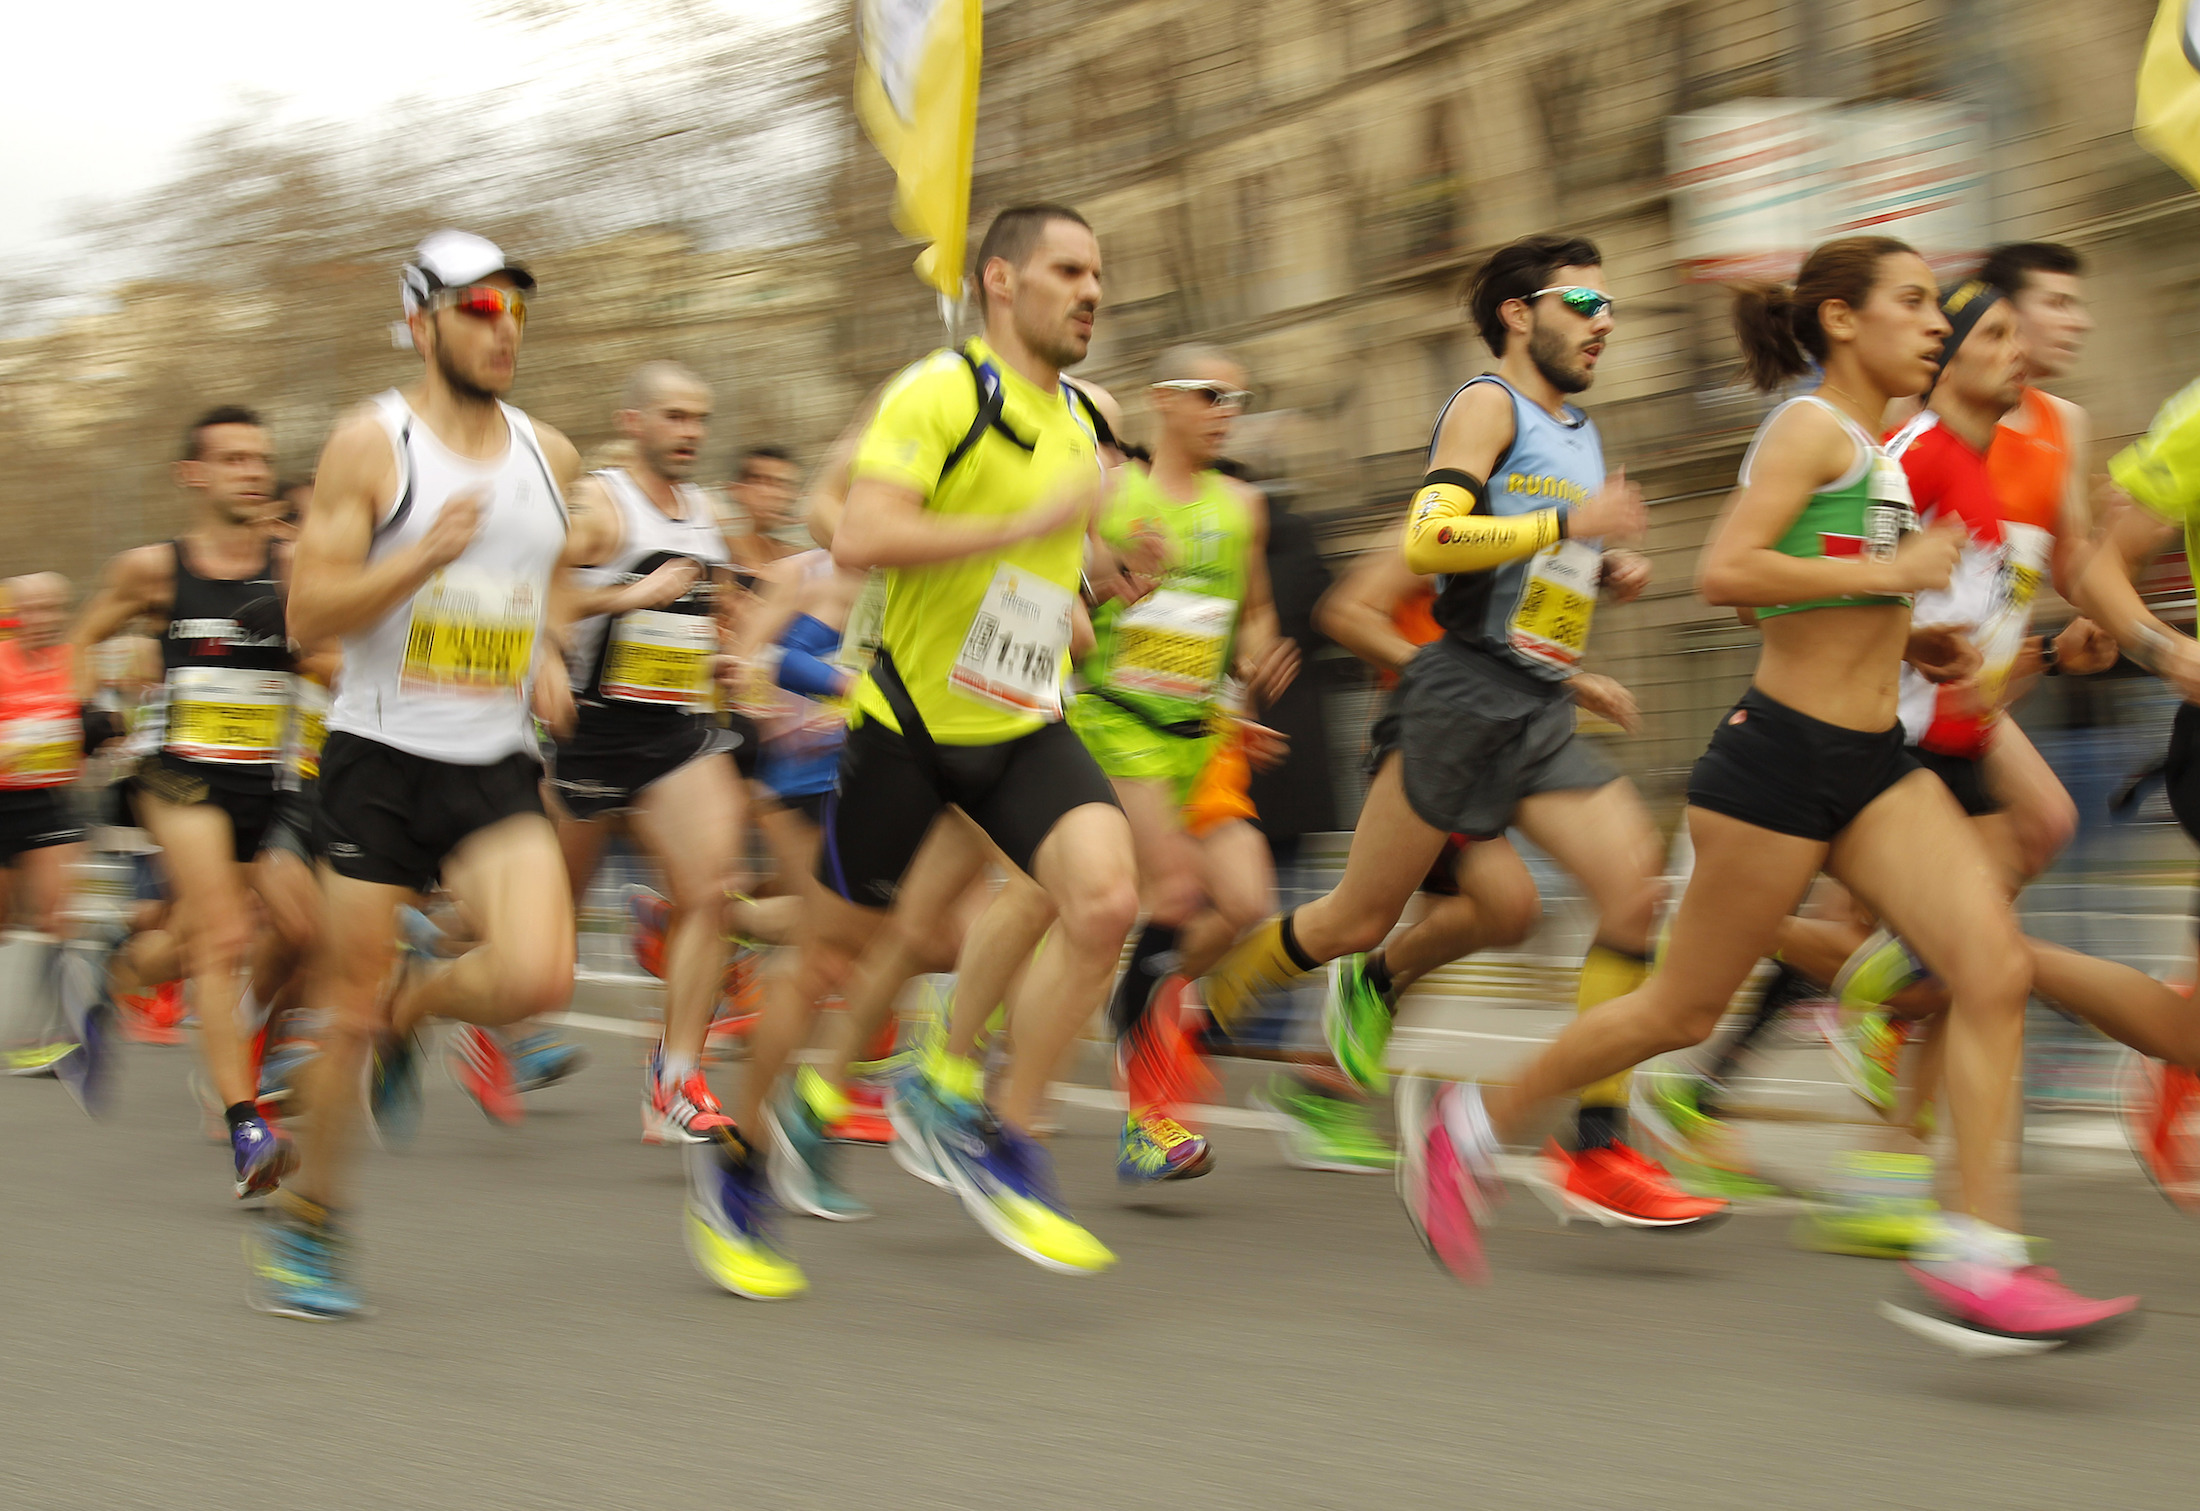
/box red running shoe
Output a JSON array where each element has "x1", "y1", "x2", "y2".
[
  {"x1": 447, "y1": 1024, "x2": 523, "y2": 1126},
  {"x1": 2121, "y1": 1055, "x2": 2200, "y2": 1217},
  {"x1": 628, "y1": 886, "x2": 671, "y2": 980},
  {"x1": 830, "y1": 1081, "x2": 895, "y2": 1145},
  {"x1": 119, "y1": 980, "x2": 187, "y2": 1045},
  {"x1": 1530, "y1": 1140, "x2": 1729, "y2": 1229}
]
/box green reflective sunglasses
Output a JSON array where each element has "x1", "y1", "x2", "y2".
[{"x1": 1531, "y1": 285, "x2": 1615, "y2": 319}]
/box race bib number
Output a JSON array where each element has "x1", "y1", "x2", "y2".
[
  {"x1": 1507, "y1": 540, "x2": 1601, "y2": 671},
  {"x1": 403, "y1": 568, "x2": 539, "y2": 696},
  {"x1": 950, "y1": 566, "x2": 1074, "y2": 719},
  {"x1": 286, "y1": 679, "x2": 329, "y2": 783},
  {"x1": 837, "y1": 570, "x2": 888, "y2": 676},
  {"x1": 0, "y1": 714, "x2": 80, "y2": 789},
  {"x1": 1111, "y1": 588, "x2": 1234, "y2": 702},
  {"x1": 165, "y1": 668, "x2": 289, "y2": 764},
  {"x1": 1977, "y1": 521, "x2": 2053, "y2": 701},
  {"x1": 1864, "y1": 456, "x2": 1919, "y2": 564},
  {"x1": 602, "y1": 609, "x2": 716, "y2": 709}
]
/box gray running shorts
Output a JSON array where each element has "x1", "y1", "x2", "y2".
[{"x1": 1367, "y1": 635, "x2": 1613, "y2": 840}]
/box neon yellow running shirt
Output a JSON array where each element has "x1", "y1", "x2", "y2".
[
  {"x1": 848, "y1": 339, "x2": 1102, "y2": 744},
  {"x1": 2112, "y1": 375, "x2": 2200, "y2": 589}
]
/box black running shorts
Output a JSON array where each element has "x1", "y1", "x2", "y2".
[
  {"x1": 315, "y1": 731, "x2": 547, "y2": 892},
  {"x1": 818, "y1": 716, "x2": 1118, "y2": 908},
  {"x1": 2164, "y1": 703, "x2": 2200, "y2": 847},
  {"x1": 131, "y1": 756, "x2": 277, "y2": 863},
  {"x1": 263, "y1": 782, "x2": 321, "y2": 864},
  {"x1": 1686, "y1": 688, "x2": 1921, "y2": 842},
  {"x1": 0, "y1": 789, "x2": 84, "y2": 864},
  {"x1": 1368, "y1": 636, "x2": 1613, "y2": 841},
  {"x1": 549, "y1": 716, "x2": 739, "y2": 822},
  {"x1": 1910, "y1": 746, "x2": 1997, "y2": 819}
]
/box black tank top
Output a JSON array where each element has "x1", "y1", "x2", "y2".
[{"x1": 159, "y1": 539, "x2": 293, "y2": 784}]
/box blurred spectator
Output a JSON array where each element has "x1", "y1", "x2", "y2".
[{"x1": 1241, "y1": 472, "x2": 1337, "y2": 864}]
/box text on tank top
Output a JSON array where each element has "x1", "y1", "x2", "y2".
[
  {"x1": 1426, "y1": 375, "x2": 1607, "y2": 679},
  {"x1": 161, "y1": 538, "x2": 293, "y2": 766},
  {"x1": 1749, "y1": 396, "x2": 1918, "y2": 620},
  {"x1": 567, "y1": 468, "x2": 729, "y2": 714},
  {"x1": 328, "y1": 390, "x2": 568, "y2": 765},
  {"x1": 0, "y1": 641, "x2": 82, "y2": 789}
]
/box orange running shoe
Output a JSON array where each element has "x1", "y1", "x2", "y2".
[
  {"x1": 1530, "y1": 1140, "x2": 1729, "y2": 1229},
  {"x1": 119, "y1": 980, "x2": 186, "y2": 1045},
  {"x1": 2122, "y1": 1056, "x2": 2200, "y2": 1217},
  {"x1": 830, "y1": 1081, "x2": 895, "y2": 1145},
  {"x1": 627, "y1": 886, "x2": 671, "y2": 980}
]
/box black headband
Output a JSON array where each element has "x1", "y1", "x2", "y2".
[{"x1": 1926, "y1": 278, "x2": 2006, "y2": 396}]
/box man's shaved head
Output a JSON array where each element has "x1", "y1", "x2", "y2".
[
  {"x1": 6, "y1": 572, "x2": 70, "y2": 647},
  {"x1": 1150, "y1": 343, "x2": 1239, "y2": 386},
  {"x1": 6, "y1": 572, "x2": 68, "y2": 608},
  {"x1": 621, "y1": 360, "x2": 712, "y2": 414}
]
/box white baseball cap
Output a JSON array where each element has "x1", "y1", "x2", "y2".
[{"x1": 400, "y1": 230, "x2": 535, "y2": 316}]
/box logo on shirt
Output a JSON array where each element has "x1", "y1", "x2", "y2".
[{"x1": 1503, "y1": 474, "x2": 1589, "y2": 505}]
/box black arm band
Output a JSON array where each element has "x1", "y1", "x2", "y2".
[{"x1": 1420, "y1": 469, "x2": 1489, "y2": 512}]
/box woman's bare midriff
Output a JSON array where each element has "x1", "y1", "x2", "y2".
[{"x1": 1751, "y1": 602, "x2": 1910, "y2": 731}]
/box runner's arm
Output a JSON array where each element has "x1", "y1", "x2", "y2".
[
  {"x1": 2047, "y1": 396, "x2": 2094, "y2": 598},
  {"x1": 2070, "y1": 500, "x2": 2192, "y2": 676},
  {"x1": 290, "y1": 411, "x2": 461, "y2": 645},
  {"x1": 1400, "y1": 383, "x2": 1524, "y2": 574},
  {"x1": 1315, "y1": 546, "x2": 1428, "y2": 674},
  {"x1": 1231, "y1": 483, "x2": 1294, "y2": 706},
  {"x1": 833, "y1": 471, "x2": 1096, "y2": 571},
  {"x1": 66, "y1": 546, "x2": 171, "y2": 701},
  {"x1": 802, "y1": 388, "x2": 883, "y2": 552}
]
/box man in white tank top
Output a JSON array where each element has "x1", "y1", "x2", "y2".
[
  {"x1": 549, "y1": 361, "x2": 758, "y2": 1149},
  {"x1": 247, "y1": 231, "x2": 585, "y2": 1320}
]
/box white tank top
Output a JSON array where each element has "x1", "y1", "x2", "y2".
[
  {"x1": 565, "y1": 468, "x2": 731, "y2": 710},
  {"x1": 329, "y1": 390, "x2": 569, "y2": 763}
]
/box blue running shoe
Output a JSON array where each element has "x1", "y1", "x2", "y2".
[
  {"x1": 506, "y1": 1029, "x2": 587, "y2": 1092},
  {"x1": 232, "y1": 1113, "x2": 297, "y2": 1199},
  {"x1": 765, "y1": 1069, "x2": 872, "y2": 1222},
  {"x1": 924, "y1": 1101, "x2": 1114, "y2": 1275},
  {"x1": 884, "y1": 1061, "x2": 954, "y2": 1190},
  {"x1": 245, "y1": 1216, "x2": 367, "y2": 1320},
  {"x1": 683, "y1": 1137, "x2": 806, "y2": 1300},
  {"x1": 54, "y1": 1004, "x2": 114, "y2": 1118},
  {"x1": 369, "y1": 1029, "x2": 424, "y2": 1150}
]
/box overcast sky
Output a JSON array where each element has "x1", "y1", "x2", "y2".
[{"x1": 1, "y1": 0, "x2": 812, "y2": 266}]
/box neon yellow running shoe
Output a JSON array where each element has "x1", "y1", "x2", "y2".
[
  {"x1": 5, "y1": 1041, "x2": 77, "y2": 1077},
  {"x1": 684, "y1": 1141, "x2": 807, "y2": 1300}
]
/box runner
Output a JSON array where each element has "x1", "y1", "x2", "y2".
[
  {"x1": 1393, "y1": 235, "x2": 2137, "y2": 1350},
  {"x1": 725, "y1": 445, "x2": 805, "y2": 579},
  {"x1": 0, "y1": 574, "x2": 110, "y2": 1089},
  {"x1": 69, "y1": 406, "x2": 304, "y2": 1196},
  {"x1": 547, "y1": 360, "x2": 746, "y2": 1143},
  {"x1": 1066, "y1": 342, "x2": 1295, "y2": 1183},
  {"x1": 244, "y1": 230, "x2": 581, "y2": 1319},
  {"x1": 1196, "y1": 234, "x2": 1720, "y2": 1229},
  {"x1": 691, "y1": 203, "x2": 1137, "y2": 1297}
]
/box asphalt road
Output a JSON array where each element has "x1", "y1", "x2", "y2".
[{"x1": 4, "y1": 1024, "x2": 2198, "y2": 1511}]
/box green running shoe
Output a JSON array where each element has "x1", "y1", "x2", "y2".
[
  {"x1": 1629, "y1": 1066, "x2": 1783, "y2": 1200},
  {"x1": 1322, "y1": 954, "x2": 1395, "y2": 1094},
  {"x1": 1253, "y1": 1075, "x2": 1396, "y2": 1173},
  {"x1": 1832, "y1": 928, "x2": 1930, "y2": 1011},
  {"x1": 1793, "y1": 1150, "x2": 1936, "y2": 1258},
  {"x1": 1821, "y1": 1007, "x2": 1911, "y2": 1116}
]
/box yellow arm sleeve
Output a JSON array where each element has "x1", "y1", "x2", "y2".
[{"x1": 1401, "y1": 473, "x2": 1565, "y2": 574}]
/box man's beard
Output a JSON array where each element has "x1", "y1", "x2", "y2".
[
  {"x1": 1527, "y1": 323, "x2": 1592, "y2": 395},
  {"x1": 434, "y1": 340, "x2": 503, "y2": 404},
  {"x1": 642, "y1": 442, "x2": 693, "y2": 482},
  {"x1": 1023, "y1": 308, "x2": 1094, "y2": 370}
]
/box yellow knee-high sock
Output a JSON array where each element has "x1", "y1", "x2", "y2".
[
  {"x1": 1576, "y1": 942, "x2": 1650, "y2": 1120},
  {"x1": 1199, "y1": 911, "x2": 1319, "y2": 1033}
]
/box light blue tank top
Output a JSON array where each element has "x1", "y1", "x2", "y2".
[{"x1": 1427, "y1": 376, "x2": 1608, "y2": 681}]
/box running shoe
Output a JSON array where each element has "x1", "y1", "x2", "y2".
[
  {"x1": 627, "y1": 885, "x2": 671, "y2": 979},
  {"x1": 232, "y1": 1113, "x2": 297, "y2": 1199},
  {"x1": 118, "y1": 980, "x2": 186, "y2": 1045},
  {"x1": 1526, "y1": 1139, "x2": 1729, "y2": 1229},
  {"x1": 883, "y1": 1061, "x2": 954, "y2": 1190},
  {"x1": 445, "y1": 1024, "x2": 522, "y2": 1126},
  {"x1": 683, "y1": 1136, "x2": 806, "y2": 1300},
  {"x1": 829, "y1": 1080, "x2": 895, "y2": 1145},
  {"x1": 1821, "y1": 1007, "x2": 1912, "y2": 1116},
  {"x1": 764, "y1": 1070, "x2": 872, "y2": 1221},
  {"x1": 1833, "y1": 927, "x2": 1932, "y2": 1008},
  {"x1": 1629, "y1": 1066, "x2": 1782, "y2": 1200},
  {"x1": 1793, "y1": 1204, "x2": 1939, "y2": 1259},
  {"x1": 53, "y1": 1003, "x2": 114, "y2": 1118},
  {"x1": 245, "y1": 1216, "x2": 368, "y2": 1321},
  {"x1": 924, "y1": 1099, "x2": 1115, "y2": 1275},
  {"x1": 5, "y1": 1040, "x2": 76, "y2": 1077},
  {"x1": 1251, "y1": 1074, "x2": 1395, "y2": 1173},
  {"x1": 257, "y1": 1038, "x2": 318, "y2": 1108},
  {"x1": 2119, "y1": 1054, "x2": 2200, "y2": 1217},
  {"x1": 1887, "y1": 1262, "x2": 2139, "y2": 1356},
  {"x1": 506, "y1": 1029, "x2": 587, "y2": 1092},
  {"x1": 642, "y1": 1050, "x2": 736, "y2": 1146},
  {"x1": 1117, "y1": 1108, "x2": 1214, "y2": 1182},
  {"x1": 1395, "y1": 1075, "x2": 1505, "y2": 1283},
  {"x1": 1323, "y1": 953, "x2": 1396, "y2": 1094},
  {"x1": 369, "y1": 1028, "x2": 425, "y2": 1150}
]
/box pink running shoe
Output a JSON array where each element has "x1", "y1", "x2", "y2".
[
  {"x1": 447, "y1": 1025, "x2": 523, "y2": 1126},
  {"x1": 1396, "y1": 1075, "x2": 1503, "y2": 1284},
  {"x1": 1888, "y1": 1262, "x2": 2139, "y2": 1356}
]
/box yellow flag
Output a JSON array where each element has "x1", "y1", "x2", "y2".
[
  {"x1": 855, "y1": 0, "x2": 983, "y2": 299},
  {"x1": 2137, "y1": 0, "x2": 2200, "y2": 188}
]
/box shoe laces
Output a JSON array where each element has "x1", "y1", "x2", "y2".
[{"x1": 1136, "y1": 1110, "x2": 1199, "y2": 1149}]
